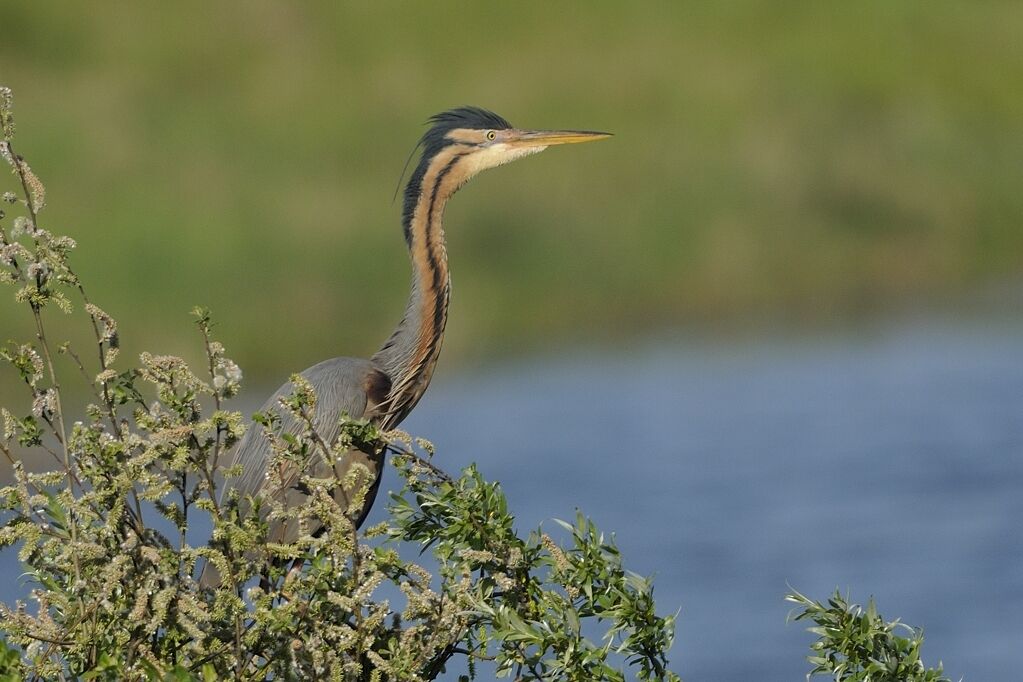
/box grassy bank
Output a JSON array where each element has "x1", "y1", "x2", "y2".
[{"x1": 1, "y1": 2, "x2": 1021, "y2": 383}]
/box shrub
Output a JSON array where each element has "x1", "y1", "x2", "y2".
[{"x1": 787, "y1": 589, "x2": 950, "y2": 682}]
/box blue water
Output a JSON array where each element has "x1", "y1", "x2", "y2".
[{"x1": 2, "y1": 315, "x2": 1022, "y2": 680}]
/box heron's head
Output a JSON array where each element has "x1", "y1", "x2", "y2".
[{"x1": 401, "y1": 107, "x2": 610, "y2": 236}]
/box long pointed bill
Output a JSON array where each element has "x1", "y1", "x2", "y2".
[{"x1": 506, "y1": 129, "x2": 612, "y2": 148}]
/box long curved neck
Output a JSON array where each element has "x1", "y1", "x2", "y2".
[{"x1": 372, "y1": 146, "x2": 468, "y2": 427}]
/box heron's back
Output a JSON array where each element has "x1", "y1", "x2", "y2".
[{"x1": 199, "y1": 357, "x2": 389, "y2": 587}]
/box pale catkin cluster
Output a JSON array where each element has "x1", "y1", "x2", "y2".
[{"x1": 0, "y1": 87, "x2": 680, "y2": 681}]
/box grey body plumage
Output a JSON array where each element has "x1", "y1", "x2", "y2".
[{"x1": 228, "y1": 357, "x2": 387, "y2": 540}]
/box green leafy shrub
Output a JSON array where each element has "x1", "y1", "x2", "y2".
[
  {"x1": 0, "y1": 86, "x2": 680, "y2": 681},
  {"x1": 787, "y1": 589, "x2": 950, "y2": 682}
]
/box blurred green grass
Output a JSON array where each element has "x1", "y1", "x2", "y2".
[{"x1": 1, "y1": 2, "x2": 1021, "y2": 387}]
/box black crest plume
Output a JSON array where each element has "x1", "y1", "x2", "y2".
[{"x1": 398, "y1": 107, "x2": 513, "y2": 241}]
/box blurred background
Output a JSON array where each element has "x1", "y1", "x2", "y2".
[{"x1": 1, "y1": 2, "x2": 1021, "y2": 679}]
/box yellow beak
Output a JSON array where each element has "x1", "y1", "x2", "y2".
[{"x1": 506, "y1": 129, "x2": 613, "y2": 148}]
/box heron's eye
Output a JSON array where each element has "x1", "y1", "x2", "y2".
[{"x1": 485, "y1": 130, "x2": 496, "y2": 141}]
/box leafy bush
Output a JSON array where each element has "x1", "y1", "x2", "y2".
[
  {"x1": 0, "y1": 86, "x2": 680, "y2": 681},
  {"x1": 787, "y1": 589, "x2": 950, "y2": 682}
]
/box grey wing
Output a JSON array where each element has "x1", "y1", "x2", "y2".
[{"x1": 222, "y1": 356, "x2": 390, "y2": 543}]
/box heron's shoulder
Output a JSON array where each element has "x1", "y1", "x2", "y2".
[
  {"x1": 300, "y1": 356, "x2": 374, "y2": 380},
  {"x1": 300, "y1": 357, "x2": 391, "y2": 408}
]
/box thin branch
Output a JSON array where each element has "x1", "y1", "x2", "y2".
[
  {"x1": 198, "y1": 317, "x2": 225, "y2": 471},
  {"x1": 385, "y1": 440, "x2": 452, "y2": 483},
  {"x1": 5, "y1": 137, "x2": 81, "y2": 584}
]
